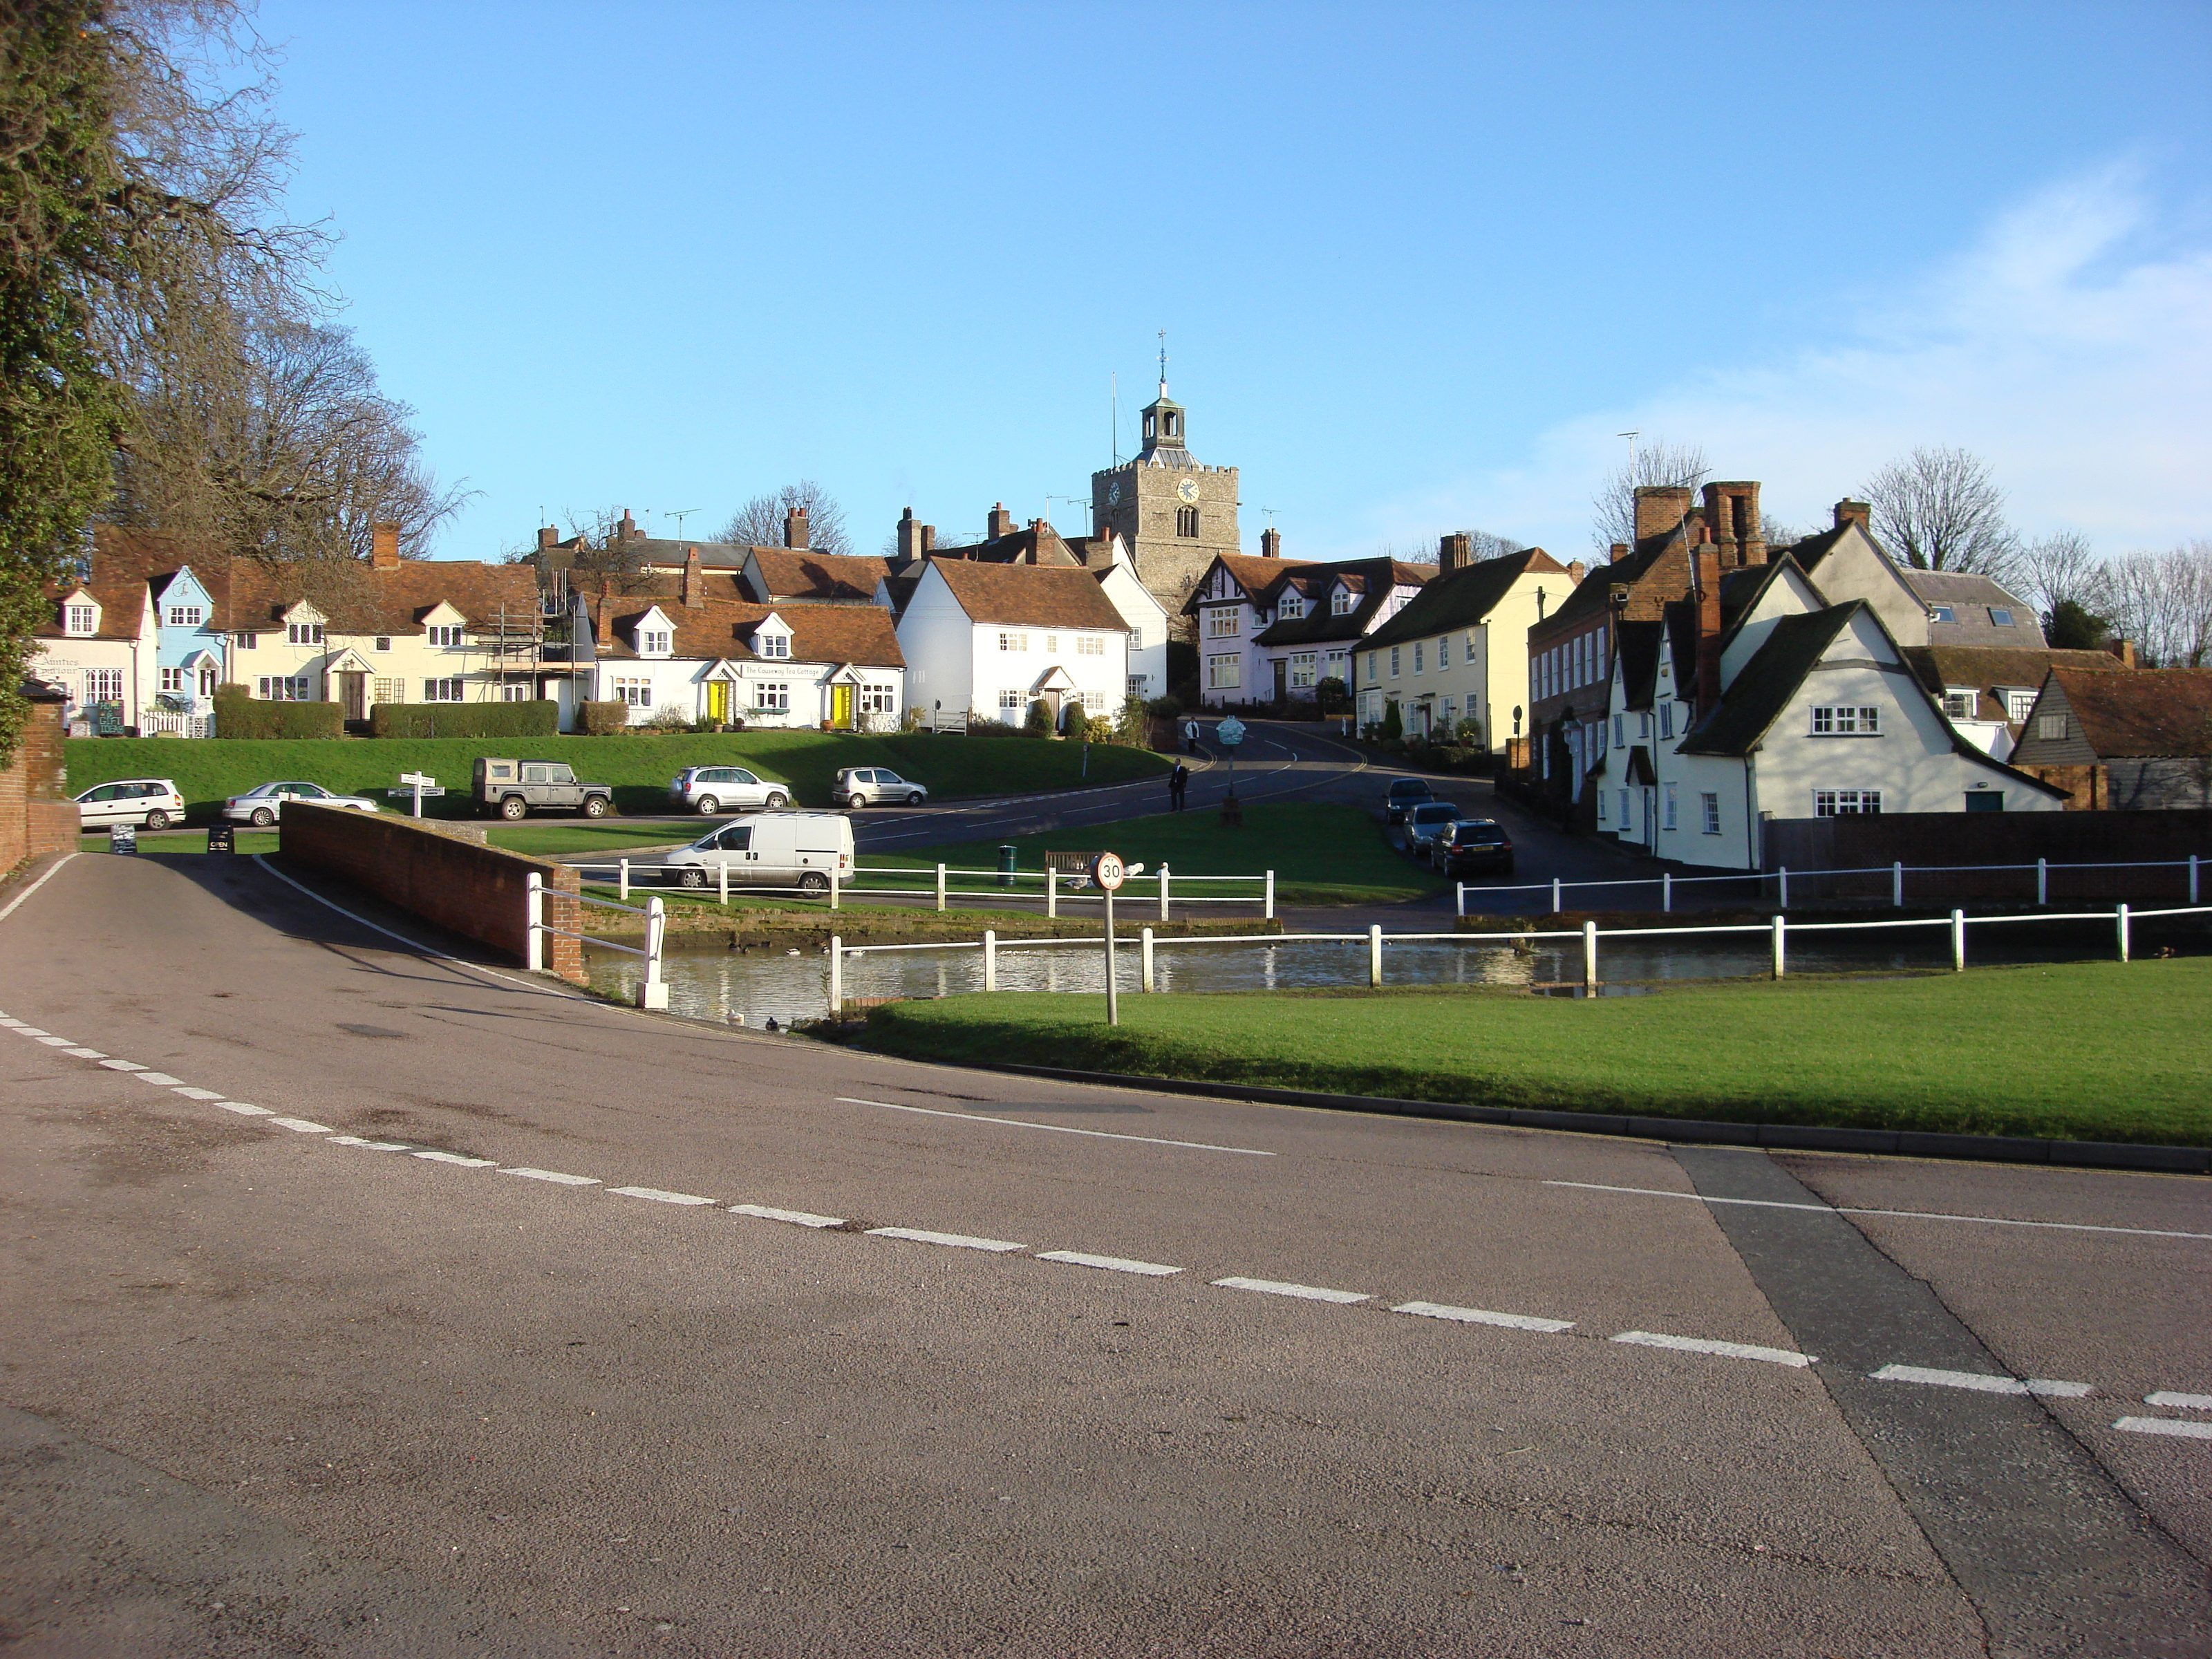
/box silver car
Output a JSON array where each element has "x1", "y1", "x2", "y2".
[
  {"x1": 1402, "y1": 800, "x2": 1461, "y2": 856},
  {"x1": 832, "y1": 767, "x2": 928, "y2": 809},
  {"x1": 668, "y1": 765, "x2": 789, "y2": 815},
  {"x1": 75, "y1": 778, "x2": 184, "y2": 830},
  {"x1": 221, "y1": 780, "x2": 381, "y2": 827}
]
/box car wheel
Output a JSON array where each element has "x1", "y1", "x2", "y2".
[
  {"x1": 144, "y1": 809, "x2": 170, "y2": 831},
  {"x1": 250, "y1": 807, "x2": 275, "y2": 827},
  {"x1": 847, "y1": 794, "x2": 866, "y2": 810},
  {"x1": 500, "y1": 796, "x2": 527, "y2": 821},
  {"x1": 907, "y1": 791, "x2": 925, "y2": 806},
  {"x1": 581, "y1": 795, "x2": 610, "y2": 819},
  {"x1": 679, "y1": 868, "x2": 708, "y2": 890},
  {"x1": 765, "y1": 791, "x2": 789, "y2": 809},
  {"x1": 695, "y1": 796, "x2": 719, "y2": 816},
  {"x1": 798, "y1": 871, "x2": 830, "y2": 897}
]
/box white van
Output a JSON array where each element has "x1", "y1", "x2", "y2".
[{"x1": 661, "y1": 811, "x2": 854, "y2": 895}]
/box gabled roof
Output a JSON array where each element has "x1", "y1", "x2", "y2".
[
  {"x1": 1902, "y1": 646, "x2": 2128, "y2": 697},
  {"x1": 1254, "y1": 557, "x2": 1427, "y2": 647},
  {"x1": 1184, "y1": 552, "x2": 1336, "y2": 612},
  {"x1": 744, "y1": 547, "x2": 893, "y2": 602},
  {"x1": 1544, "y1": 527, "x2": 1683, "y2": 631},
  {"x1": 2044, "y1": 666, "x2": 2212, "y2": 758},
  {"x1": 1615, "y1": 621, "x2": 1665, "y2": 710},
  {"x1": 1356, "y1": 548, "x2": 1567, "y2": 653},
  {"x1": 228, "y1": 558, "x2": 540, "y2": 635},
  {"x1": 1778, "y1": 523, "x2": 1852, "y2": 574},
  {"x1": 599, "y1": 591, "x2": 904, "y2": 668},
  {"x1": 926, "y1": 559, "x2": 1128, "y2": 631},
  {"x1": 1676, "y1": 606, "x2": 1860, "y2": 757}
]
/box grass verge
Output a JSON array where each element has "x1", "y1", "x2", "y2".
[{"x1": 855, "y1": 959, "x2": 2212, "y2": 1145}]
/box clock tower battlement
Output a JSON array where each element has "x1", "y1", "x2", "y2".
[{"x1": 1092, "y1": 379, "x2": 1240, "y2": 636}]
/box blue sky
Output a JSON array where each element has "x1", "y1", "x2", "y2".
[{"x1": 258, "y1": 1, "x2": 2212, "y2": 563}]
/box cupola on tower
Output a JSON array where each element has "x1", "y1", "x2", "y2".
[{"x1": 1091, "y1": 344, "x2": 1241, "y2": 637}]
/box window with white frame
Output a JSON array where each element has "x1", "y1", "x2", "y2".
[
  {"x1": 1432, "y1": 636, "x2": 1447, "y2": 671},
  {"x1": 1076, "y1": 635, "x2": 1105, "y2": 656},
  {"x1": 859, "y1": 684, "x2": 895, "y2": 715},
  {"x1": 998, "y1": 631, "x2": 1029, "y2": 652},
  {"x1": 756, "y1": 631, "x2": 789, "y2": 659},
  {"x1": 1389, "y1": 646, "x2": 1400, "y2": 677},
  {"x1": 1207, "y1": 654, "x2": 1240, "y2": 691},
  {"x1": 1277, "y1": 592, "x2": 1304, "y2": 619},
  {"x1": 1662, "y1": 782, "x2": 1678, "y2": 831},
  {"x1": 1129, "y1": 628, "x2": 1143, "y2": 650},
  {"x1": 1613, "y1": 712, "x2": 1624, "y2": 744},
  {"x1": 500, "y1": 682, "x2": 532, "y2": 702},
  {"x1": 1289, "y1": 652, "x2": 1317, "y2": 689},
  {"x1": 1204, "y1": 608, "x2": 1238, "y2": 639},
  {"x1": 82, "y1": 668, "x2": 124, "y2": 704},
  {"x1": 1810, "y1": 704, "x2": 1881, "y2": 735},
  {"x1": 1620, "y1": 787, "x2": 1631, "y2": 827},
  {"x1": 999, "y1": 688, "x2": 1023, "y2": 718},
  {"x1": 160, "y1": 667, "x2": 185, "y2": 693},
  {"x1": 256, "y1": 675, "x2": 310, "y2": 700},
  {"x1": 1412, "y1": 642, "x2": 1424, "y2": 674},
  {"x1": 66, "y1": 602, "x2": 96, "y2": 636},
  {"x1": 613, "y1": 677, "x2": 653, "y2": 708},
  {"x1": 429, "y1": 624, "x2": 465, "y2": 648},
  {"x1": 637, "y1": 628, "x2": 670, "y2": 655},
  {"x1": 1942, "y1": 690, "x2": 1974, "y2": 719},
  {"x1": 1045, "y1": 635, "x2": 1059, "y2": 654},
  {"x1": 2003, "y1": 688, "x2": 2036, "y2": 723},
  {"x1": 1700, "y1": 791, "x2": 1721, "y2": 834},
  {"x1": 754, "y1": 682, "x2": 790, "y2": 712},
  {"x1": 166, "y1": 605, "x2": 204, "y2": 628},
  {"x1": 1597, "y1": 789, "x2": 1608, "y2": 823},
  {"x1": 1638, "y1": 711, "x2": 1650, "y2": 739},
  {"x1": 1364, "y1": 654, "x2": 1378, "y2": 684},
  {"x1": 288, "y1": 621, "x2": 323, "y2": 646},
  {"x1": 424, "y1": 677, "x2": 465, "y2": 702},
  {"x1": 1332, "y1": 586, "x2": 1354, "y2": 615},
  {"x1": 1660, "y1": 702, "x2": 1673, "y2": 740},
  {"x1": 1813, "y1": 788, "x2": 1882, "y2": 816}
]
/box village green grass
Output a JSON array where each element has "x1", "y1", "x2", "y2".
[
  {"x1": 63, "y1": 730, "x2": 1166, "y2": 820},
  {"x1": 97, "y1": 822, "x2": 686, "y2": 858},
  {"x1": 857, "y1": 957, "x2": 2212, "y2": 1145}
]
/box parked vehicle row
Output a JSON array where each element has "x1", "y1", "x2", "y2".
[{"x1": 1382, "y1": 776, "x2": 1516, "y2": 877}]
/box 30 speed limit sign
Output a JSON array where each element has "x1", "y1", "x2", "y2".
[{"x1": 1090, "y1": 850, "x2": 1126, "y2": 892}]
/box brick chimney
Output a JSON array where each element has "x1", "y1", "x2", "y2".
[
  {"x1": 986, "y1": 503, "x2": 1014, "y2": 540},
  {"x1": 1694, "y1": 546, "x2": 1724, "y2": 711},
  {"x1": 1633, "y1": 485, "x2": 1694, "y2": 545},
  {"x1": 370, "y1": 521, "x2": 402, "y2": 570},
  {"x1": 1833, "y1": 498, "x2": 1871, "y2": 532},
  {"x1": 897, "y1": 507, "x2": 924, "y2": 561},
  {"x1": 1089, "y1": 532, "x2": 1116, "y2": 570},
  {"x1": 1438, "y1": 532, "x2": 1472, "y2": 574},
  {"x1": 682, "y1": 546, "x2": 704, "y2": 608},
  {"x1": 594, "y1": 581, "x2": 614, "y2": 652},
  {"x1": 537, "y1": 525, "x2": 558, "y2": 552},
  {"x1": 783, "y1": 506, "x2": 809, "y2": 549},
  {"x1": 616, "y1": 509, "x2": 639, "y2": 543},
  {"x1": 1260, "y1": 527, "x2": 1282, "y2": 559},
  {"x1": 2109, "y1": 637, "x2": 2137, "y2": 668},
  {"x1": 920, "y1": 525, "x2": 936, "y2": 554},
  {"x1": 1701, "y1": 482, "x2": 1765, "y2": 569}
]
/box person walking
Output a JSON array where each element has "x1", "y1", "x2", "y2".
[
  {"x1": 1181, "y1": 717, "x2": 1201, "y2": 756},
  {"x1": 1169, "y1": 761, "x2": 1189, "y2": 812}
]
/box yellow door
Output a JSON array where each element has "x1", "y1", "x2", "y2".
[
  {"x1": 830, "y1": 684, "x2": 854, "y2": 729},
  {"x1": 706, "y1": 680, "x2": 729, "y2": 724}
]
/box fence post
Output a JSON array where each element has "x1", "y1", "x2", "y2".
[
  {"x1": 1582, "y1": 921, "x2": 1597, "y2": 993},
  {"x1": 719, "y1": 859, "x2": 729, "y2": 906},
  {"x1": 1141, "y1": 926, "x2": 1155, "y2": 992},
  {"x1": 1047, "y1": 868, "x2": 1057, "y2": 919},
  {"x1": 983, "y1": 929, "x2": 996, "y2": 992},
  {"x1": 619, "y1": 857, "x2": 629, "y2": 903},
  {"x1": 2192, "y1": 854, "x2": 2200, "y2": 906},
  {"x1": 1551, "y1": 877, "x2": 1562, "y2": 915},
  {"x1": 1264, "y1": 870, "x2": 1275, "y2": 921},
  {"x1": 1456, "y1": 882, "x2": 1465, "y2": 920},
  {"x1": 1951, "y1": 908, "x2": 1966, "y2": 972},
  {"x1": 2036, "y1": 857, "x2": 2047, "y2": 908},
  {"x1": 1779, "y1": 867, "x2": 1788, "y2": 910},
  {"x1": 2116, "y1": 903, "x2": 2130, "y2": 964},
  {"x1": 525, "y1": 872, "x2": 543, "y2": 973},
  {"x1": 936, "y1": 863, "x2": 947, "y2": 913},
  {"x1": 827, "y1": 934, "x2": 843, "y2": 1015},
  {"x1": 1892, "y1": 861, "x2": 1903, "y2": 908},
  {"x1": 1159, "y1": 863, "x2": 1171, "y2": 922},
  {"x1": 1771, "y1": 915, "x2": 1786, "y2": 980},
  {"x1": 829, "y1": 866, "x2": 840, "y2": 910},
  {"x1": 639, "y1": 897, "x2": 669, "y2": 1009},
  {"x1": 1662, "y1": 872, "x2": 1671, "y2": 913},
  {"x1": 1368, "y1": 924, "x2": 1383, "y2": 988}
]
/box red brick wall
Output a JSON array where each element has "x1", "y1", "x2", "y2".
[
  {"x1": 0, "y1": 700, "x2": 76, "y2": 874},
  {"x1": 278, "y1": 803, "x2": 585, "y2": 982}
]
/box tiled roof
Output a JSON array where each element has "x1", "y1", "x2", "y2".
[
  {"x1": 1358, "y1": 549, "x2": 1566, "y2": 653},
  {"x1": 927, "y1": 559, "x2": 1128, "y2": 631},
  {"x1": 1190, "y1": 552, "x2": 1335, "y2": 610},
  {"x1": 1902, "y1": 646, "x2": 2128, "y2": 699},
  {"x1": 1677, "y1": 606, "x2": 1861, "y2": 756},
  {"x1": 599, "y1": 592, "x2": 904, "y2": 668},
  {"x1": 2045, "y1": 666, "x2": 2212, "y2": 758},
  {"x1": 744, "y1": 548, "x2": 893, "y2": 601},
  {"x1": 1253, "y1": 558, "x2": 1426, "y2": 647},
  {"x1": 228, "y1": 558, "x2": 541, "y2": 635}
]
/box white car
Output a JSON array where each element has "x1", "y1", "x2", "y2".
[
  {"x1": 221, "y1": 780, "x2": 381, "y2": 827},
  {"x1": 75, "y1": 778, "x2": 184, "y2": 831},
  {"x1": 831, "y1": 767, "x2": 928, "y2": 809}
]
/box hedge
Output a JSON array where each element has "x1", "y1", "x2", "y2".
[
  {"x1": 212, "y1": 686, "x2": 343, "y2": 740},
  {"x1": 578, "y1": 700, "x2": 632, "y2": 735},
  {"x1": 370, "y1": 700, "x2": 559, "y2": 739}
]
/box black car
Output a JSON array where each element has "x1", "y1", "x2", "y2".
[
  {"x1": 1384, "y1": 778, "x2": 1434, "y2": 825},
  {"x1": 1434, "y1": 818, "x2": 1515, "y2": 878}
]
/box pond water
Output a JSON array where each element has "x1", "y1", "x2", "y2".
[{"x1": 586, "y1": 912, "x2": 2205, "y2": 1027}]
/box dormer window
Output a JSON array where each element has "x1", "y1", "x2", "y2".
[
  {"x1": 639, "y1": 628, "x2": 671, "y2": 656},
  {"x1": 1278, "y1": 594, "x2": 1304, "y2": 619},
  {"x1": 288, "y1": 621, "x2": 324, "y2": 646},
  {"x1": 1331, "y1": 587, "x2": 1354, "y2": 615},
  {"x1": 65, "y1": 602, "x2": 96, "y2": 637},
  {"x1": 166, "y1": 604, "x2": 204, "y2": 628},
  {"x1": 428, "y1": 624, "x2": 465, "y2": 648},
  {"x1": 756, "y1": 632, "x2": 790, "y2": 659}
]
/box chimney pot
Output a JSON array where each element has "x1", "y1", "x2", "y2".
[
  {"x1": 1566, "y1": 559, "x2": 1588, "y2": 587},
  {"x1": 1259, "y1": 527, "x2": 1282, "y2": 559},
  {"x1": 1609, "y1": 541, "x2": 1630, "y2": 564},
  {"x1": 783, "y1": 506, "x2": 809, "y2": 549},
  {"x1": 986, "y1": 503, "x2": 1014, "y2": 540},
  {"x1": 371, "y1": 522, "x2": 402, "y2": 570}
]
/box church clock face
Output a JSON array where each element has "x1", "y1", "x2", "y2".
[
  {"x1": 1106, "y1": 480, "x2": 1121, "y2": 507},
  {"x1": 1176, "y1": 478, "x2": 1199, "y2": 505}
]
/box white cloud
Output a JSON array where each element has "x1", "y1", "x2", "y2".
[{"x1": 1385, "y1": 164, "x2": 2212, "y2": 557}]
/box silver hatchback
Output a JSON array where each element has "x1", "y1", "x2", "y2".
[
  {"x1": 832, "y1": 767, "x2": 928, "y2": 809},
  {"x1": 668, "y1": 765, "x2": 790, "y2": 815}
]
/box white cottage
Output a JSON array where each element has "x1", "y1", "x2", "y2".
[{"x1": 892, "y1": 559, "x2": 1130, "y2": 729}]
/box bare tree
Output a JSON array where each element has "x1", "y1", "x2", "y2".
[
  {"x1": 1591, "y1": 441, "x2": 1709, "y2": 552},
  {"x1": 1374, "y1": 528, "x2": 1526, "y2": 565},
  {"x1": 2014, "y1": 530, "x2": 2101, "y2": 622},
  {"x1": 1860, "y1": 446, "x2": 2018, "y2": 575},
  {"x1": 2097, "y1": 541, "x2": 2212, "y2": 667},
  {"x1": 718, "y1": 481, "x2": 851, "y2": 555}
]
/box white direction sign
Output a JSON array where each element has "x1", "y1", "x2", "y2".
[
  {"x1": 1215, "y1": 715, "x2": 1246, "y2": 747},
  {"x1": 1090, "y1": 850, "x2": 1127, "y2": 892},
  {"x1": 393, "y1": 771, "x2": 446, "y2": 817}
]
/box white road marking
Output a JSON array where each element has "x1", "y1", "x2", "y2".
[
  {"x1": 1212, "y1": 1276, "x2": 1369, "y2": 1305},
  {"x1": 13, "y1": 1027, "x2": 48, "y2": 1038},
  {"x1": 1546, "y1": 1181, "x2": 2212, "y2": 1244},
  {"x1": 0, "y1": 851, "x2": 76, "y2": 923},
  {"x1": 1392, "y1": 1300, "x2": 1575, "y2": 1333},
  {"x1": 1871, "y1": 1363, "x2": 2092, "y2": 1398},
  {"x1": 215, "y1": 1102, "x2": 272, "y2": 1116},
  {"x1": 0, "y1": 1018, "x2": 23, "y2": 1028},
  {"x1": 33, "y1": 1035, "x2": 74, "y2": 1046},
  {"x1": 2146, "y1": 1391, "x2": 2212, "y2": 1411},
  {"x1": 330, "y1": 1136, "x2": 410, "y2": 1150},
  {"x1": 609, "y1": 1185, "x2": 716, "y2": 1206},
  {"x1": 266, "y1": 1116, "x2": 330, "y2": 1134},
  {"x1": 172, "y1": 1087, "x2": 226, "y2": 1101},
  {"x1": 868, "y1": 1226, "x2": 1027, "y2": 1253},
  {"x1": 729, "y1": 1203, "x2": 847, "y2": 1228},
  {"x1": 2115, "y1": 1416, "x2": 2212, "y2": 1441},
  {"x1": 98, "y1": 1059, "x2": 146, "y2": 1071},
  {"x1": 63, "y1": 1048, "x2": 105, "y2": 1059},
  {"x1": 503, "y1": 1167, "x2": 600, "y2": 1187},
  {"x1": 134, "y1": 1072, "x2": 183, "y2": 1087},
  {"x1": 1038, "y1": 1250, "x2": 1182, "y2": 1277},
  {"x1": 413, "y1": 1150, "x2": 495, "y2": 1168},
  {"x1": 1611, "y1": 1331, "x2": 1815, "y2": 1368},
  {"x1": 835, "y1": 1096, "x2": 1273, "y2": 1157}
]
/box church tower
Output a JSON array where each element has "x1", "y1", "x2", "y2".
[{"x1": 1091, "y1": 344, "x2": 1241, "y2": 637}]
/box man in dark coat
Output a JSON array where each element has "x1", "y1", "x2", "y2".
[{"x1": 1168, "y1": 761, "x2": 1189, "y2": 811}]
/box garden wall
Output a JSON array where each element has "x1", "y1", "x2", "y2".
[
  {"x1": 1, "y1": 687, "x2": 79, "y2": 874},
  {"x1": 1761, "y1": 811, "x2": 2212, "y2": 903}
]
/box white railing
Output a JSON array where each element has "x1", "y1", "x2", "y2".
[
  {"x1": 526, "y1": 870, "x2": 666, "y2": 1009},
  {"x1": 821, "y1": 902, "x2": 2212, "y2": 1013},
  {"x1": 138, "y1": 708, "x2": 212, "y2": 738},
  {"x1": 568, "y1": 858, "x2": 1278, "y2": 921},
  {"x1": 1457, "y1": 856, "x2": 2205, "y2": 917}
]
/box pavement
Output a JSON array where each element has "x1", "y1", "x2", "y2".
[{"x1": 1, "y1": 847, "x2": 2207, "y2": 1656}]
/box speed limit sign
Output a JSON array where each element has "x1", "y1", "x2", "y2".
[{"x1": 1090, "y1": 850, "x2": 1125, "y2": 892}]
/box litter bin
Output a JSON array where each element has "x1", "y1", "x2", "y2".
[
  {"x1": 207, "y1": 823, "x2": 234, "y2": 854},
  {"x1": 997, "y1": 844, "x2": 1018, "y2": 889}
]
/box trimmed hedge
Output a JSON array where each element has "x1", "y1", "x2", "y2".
[
  {"x1": 371, "y1": 700, "x2": 559, "y2": 739},
  {"x1": 578, "y1": 700, "x2": 632, "y2": 735},
  {"x1": 212, "y1": 686, "x2": 343, "y2": 740}
]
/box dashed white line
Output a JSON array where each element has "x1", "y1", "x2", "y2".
[
  {"x1": 835, "y1": 1096, "x2": 1273, "y2": 1157},
  {"x1": 1212, "y1": 1276, "x2": 1369, "y2": 1305},
  {"x1": 215, "y1": 1102, "x2": 272, "y2": 1117},
  {"x1": 1392, "y1": 1300, "x2": 1575, "y2": 1333},
  {"x1": 609, "y1": 1185, "x2": 716, "y2": 1206},
  {"x1": 2147, "y1": 1391, "x2": 2212, "y2": 1411},
  {"x1": 98, "y1": 1059, "x2": 146, "y2": 1071},
  {"x1": 134, "y1": 1072, "x2": 184, "y2": 1087},
  {"x1": 329, "y1": 1136, "x2": 409, "y2": 1150},
  {"x1": 1611, "y1": 1331, "x2": 1815, "y2": 1368},
  {"x1": 1546, "y1": 1180, "x2": 2212, "y2": 1244},
  {"x1": 2114, "y1": 1416, "x2": 2212, "y2": 1441},
  {"x1": 868, "y1": 1226, "x2": 1027, "y2": 1253},
  {"x1": 13, "y1": 1027, "x2": 49, "y2": 1038},
  {"x1": 62, "y1": 1048, "x2": 104, "y2": 1059},
  {"x1": 412, "y1": 1150, "x2": 495, "y2": 1168},
  {"x1": 33, "y1": 1034, "x2": 74, "y2": 1047},
  {"x1": 1871, "y1": 1363, "x2": 2091, "y2": 1398},
  {"x1": 1038, "y1": 1250, "x2": 1182, "y2": 1277},
  {"x1": 503, "y1": 1167, "x2": 600, "y2": 1187},
  {"x1": 265, "y1": 1116, "x2": 330, "y2": 1134},
  {"x1": 730, "y1": 1203, "x2": 847, "y2": 1229},
  {"x1": 172, "y1": 1087, "x2": 226, "y2": 1101}
]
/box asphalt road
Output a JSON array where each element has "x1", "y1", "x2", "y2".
[{"x1": 2, "y1": 850, "x2": 2207, "y2": 1656}]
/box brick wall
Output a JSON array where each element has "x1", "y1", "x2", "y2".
[
  {"x1": 0, "y1": 697, "x2": 77, "y2": 874},
  {"x1": 1762, "y1": 809, "x2": 2212, "y2": 901},
  {"x1": 278, "y1": 803, "x2": 584, "y2": 982}
]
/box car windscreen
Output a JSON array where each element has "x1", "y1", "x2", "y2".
[
  {"x1": 1389, "y1": 782, "x2": 1428, "y2": 797},
  {"x1": 1410, "y1": 805, "x2": 1457, "y2": 822}
]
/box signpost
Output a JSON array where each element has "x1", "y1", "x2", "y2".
[
  {"x1": 391, "y1": 771, "x2": 447, "y2": 818},
  {"x1": 1215, "y1": 715, "x2": 1246, "y2": 827},
  {"x1": 1091, "y1": 850, "x2": 1127, "y2": 1026}
]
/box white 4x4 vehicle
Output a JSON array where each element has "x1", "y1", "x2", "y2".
[
  {"x1": 832, "y1": 767, "x2": 928, "y2": 809},
  {"x1": 75, "y1": 778, "x2": 184, "y2": 830},
  {"x1": 668, "y1": 766, "x2": 790, "y2": 815}
]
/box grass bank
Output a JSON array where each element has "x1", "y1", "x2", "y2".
[
  {"x1": 63, "y1": 731, "x2": 1166, "y2": 820},
  {"x1": 856, "y1": 959, "x2": 2212, "y2": 1145},
  {"x1": 868, "y1": 802, "x2": 1441, "y2": 906}
]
